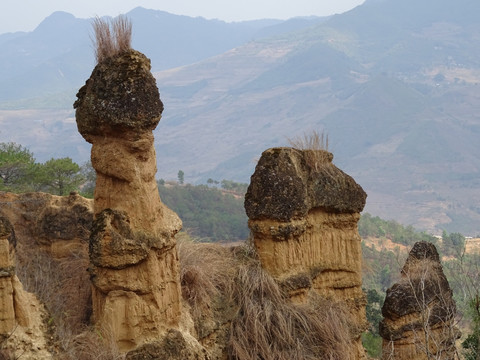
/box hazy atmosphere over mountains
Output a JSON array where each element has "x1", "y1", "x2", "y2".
[{"x1": 1, "y1": 0, "x2": 480, "y2": 235}]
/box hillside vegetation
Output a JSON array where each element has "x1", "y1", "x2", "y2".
[{"x1": 158, "y1": 182, "x2": 249, "y2": 242}]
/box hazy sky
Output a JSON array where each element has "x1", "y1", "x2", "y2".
[{"x1": 0, "y1": 0, "x2": 365, "y2": 34}]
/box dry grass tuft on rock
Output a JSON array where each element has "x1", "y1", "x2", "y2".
[
  {"x1": 288, "y1": 130, "x2": 331, "y2": 171},
  {"x1": 92, "y1": 15, "x2": 132, "y2": 63},
  {"x1": 113, "y1": 16, "x2": 132, "y2": 54}
]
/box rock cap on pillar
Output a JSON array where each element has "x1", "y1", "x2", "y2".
[
  {"x1": 74, "y1": 49, "x2": 163, "y2": 142},
  {"x1": 245, "y1": 147, "x2": 367, "y2": 221}
]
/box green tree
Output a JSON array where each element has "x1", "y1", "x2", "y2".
[
  {"x1": 80, "y1": 161, "x2": 96, "y2": 198},
  {"x1": 442, "y1": 231, "x2": 465, "y2": 257},
  {"x1": 0, "y1": 142, "x2": 35, "y2": 191},
  {"x1": 463, "y1": 296, "x2": 480, "y2": 360},
  {"x1": 40, "y1": 158, "x2": 84, "y2": 195},
  {"x1": 158, "y1": 183, "x2": 249, "y2": 242},
  {"x1": 220, "y1": 179, "x2": 249, "y2": 195},
  {"x1": 177, "y1": 170, "x2": 185, "y2": 185},
  {"x1": 365, "y1": 288, "x2": 384, "y2": 335}
]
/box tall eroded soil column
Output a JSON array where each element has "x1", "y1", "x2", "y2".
[
  {"x1": 245, "y1": 147, "x2": 368, "y2": 359},
  {"x1": 74, "y1": 49, "x2": 182, "y2": 351}
]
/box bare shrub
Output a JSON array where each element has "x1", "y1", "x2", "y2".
[
  {"x1": 92, "y1": 15, "x2": 132, "y2": 63},
  {"x1": 16, "y1": 245, "x2": 128, "y2": 358},
  {"x1": 0, "y1": 334, "x2": 15, "y2": 360},
  {"x1": 287, "y1": 130, "x2": 331, "y2": 171},
  {"x1": 0, "y1": 349, "x2": 14, "y2": 360},
  {"x1": 16, "y1": 247, "x2": 92, "y2": 348}
]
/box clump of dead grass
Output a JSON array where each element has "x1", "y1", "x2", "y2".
[
  {"x1": 16, "y1": 247, "x2": 92, "y2": 342},
  {"x1": 61, "y1": 327, "x2": 125, "y2": 360},
  {"x1": 16, "y1": 246, "x2": 126, "y2": 359},
  {"x1": 92, "y1": 15, "x2": 132, "y2": 63},
  {"x1": 229, "y1": 264, "x2": 352, "y2": 360},
  {"x1": 178, "y1": 237, "x2": 352, "y2": 360},
  {"x1": 288, "y1": 130, "x2": 331, "y2": 171},
  {"x1": 177, "y1": 236, "x2": 236, "y2": 320}
]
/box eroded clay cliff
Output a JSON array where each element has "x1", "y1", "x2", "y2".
[
  {"x1": 74, "y1": 48, "x2": 187, "y2": 352},
  {"x1": 0, "y1": 214, "x2": 51, "y2": 360},
  {"x1": 380, "y1": 241, "x2": 459, "y2": 359},
  {"x1": 245, "y1": 147, "x2": 368, "y2": 359}
]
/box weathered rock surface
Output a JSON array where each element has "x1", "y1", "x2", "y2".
[
  {"x1": 245, "y1": 147, "x2": 366, "y2": 221},
  {"x1": 0, "y1": 191, "x2": 93, "y2": 258},
  {"x1": 380, "y1": 241, "x2": 459, "y2": 359},
  {"x1": 0, "y1": 214, "x2": 51, "y2": 360},
  {"x1": 74, "y1": 49, "x2": 163, "y2": 141},
  {"x1": 88, "y1": 209, "x2": 182, "y2": 351},
  {"x1": 245, "y1": 147, "x2": 368, "y2": 359},
  {"x1": 75, "y1": 48, "x2": 185, "y2": 352}
]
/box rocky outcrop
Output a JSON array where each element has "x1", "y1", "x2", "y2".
[
  {"x1": 380, "y1": 241, "x2": 459, "y2": 359},
  {"x1": 0, "y1": 191, "x2": 93, "y2": 258},
  {"x1": 0, "y1": 214, "x2": 51, "y2": 360},
  {"x1": 75, "y1": 49, "x2": 184, "y2": 352},
  {"x1": 245, "y1": 147, "x2": 368, "y2": 359}
]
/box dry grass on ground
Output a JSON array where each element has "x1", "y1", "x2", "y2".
[
  {"x1": 12, "y1": 234, "x2": 353, "y2": 359},
  {"x1": 16, "y1": 247, "x2": 124, "y2": 360},
  {"x1": 178, "y1": 237, "x2": 352, "y2": 360}
]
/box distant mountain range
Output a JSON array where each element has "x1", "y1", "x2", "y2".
[
  {"x1": 0, "y1": 8, "x2": 324, "y2": 103},
  {"x1": 1, "y1": 0, "x2": 480, "y2": 235}
]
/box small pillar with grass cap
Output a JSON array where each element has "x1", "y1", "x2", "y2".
[{"x1": 245, "y1": 136, "x2": 368, "y2": 359}]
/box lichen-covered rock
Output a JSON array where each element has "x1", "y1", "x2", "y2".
[
  {"x1": 74, "y1": 49, "x2": 163, "y2": 142},
  {"x1": 245, "y1": 147, "x2": 367, "y2": 221},
  {"x1": 245, "y1": 147, "x2": 368, "y2": 359},
  {"x1": 380, "y1": 241, "x2": 459, "y2": 359}
]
